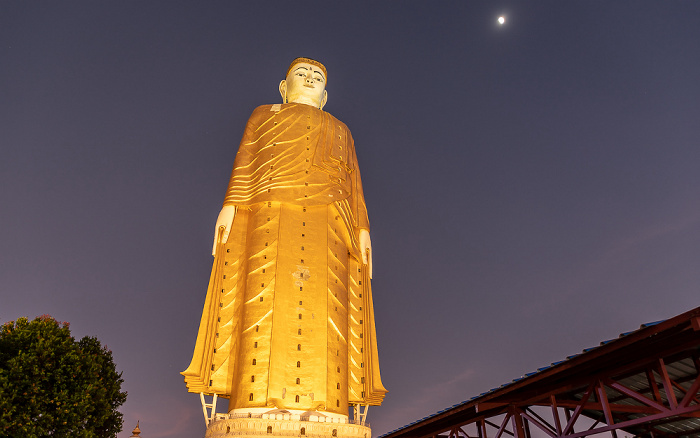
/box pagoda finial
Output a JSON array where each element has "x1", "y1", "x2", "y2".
[{"x1": 130, "y1": 420, "x2": 141, "y2": 437}]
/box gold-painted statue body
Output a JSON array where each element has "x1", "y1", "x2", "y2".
[{"x1": 183, "y1": 59, "x2": 386, "y2": 417}]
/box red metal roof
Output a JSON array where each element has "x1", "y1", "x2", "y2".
[{"x1": 381, "y1": 306, "x2": 700, "y2": 438}]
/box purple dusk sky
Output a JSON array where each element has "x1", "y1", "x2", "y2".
[{"x1": 2, "y1": 2, "x2": 699, "y2": 437}]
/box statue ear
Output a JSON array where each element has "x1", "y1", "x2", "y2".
[
  {"x1": 319, "y1": 90, "x2": 328, "y2": 110},
  {"x1": 279, "y1": 80, "x2": 287, "y2": 103}
]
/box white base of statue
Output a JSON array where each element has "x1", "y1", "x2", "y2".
[{"x1": 205, "y1": 412, "x2": 371, "y2": 438}]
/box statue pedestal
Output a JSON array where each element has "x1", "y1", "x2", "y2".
[{"x1": 205, "y1": 415, "x2": 371, "y2": 438}]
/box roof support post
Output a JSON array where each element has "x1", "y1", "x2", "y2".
[
  {"x1": 550, "y1": 395, "x2": 563, "y2": 436},
  {"x1": 646, "y1": 368, "x2": 662, "y2": 405},
  {"x1": 678, "y1": 358, "x2": 700, "y2": 408},
  {"x1": 596, "y1": 380, "x2": 615, "y2": 429},
  {"x1": 520, "y1": 408, "x2": 557, "y2": 438},
  {"x1": 477, "y1": 419, "x2": 487, "y2": 438},
  {"x1": 495, "y1": 413, "x2": 512, "y2": 438},
  {"x1": 199, "y1": 392, "x2": 218, "y2": 426},
  {"x1": 657, "y1": 358, "x2": 678, "y2": 408},
  {"x1": 509, "y1": 407, "x2": 527, "y2": 438},
  {"x1": 563, "y1": 383, "x2": 595, "y2": 435}
]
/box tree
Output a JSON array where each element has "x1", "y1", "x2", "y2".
[{"x1": 0, "y1": 315, "x2": 127, "y2": 437}]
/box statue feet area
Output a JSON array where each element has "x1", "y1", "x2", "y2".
[{"x1": 205, "y1": 410, "x2": 371, "y2": 438}]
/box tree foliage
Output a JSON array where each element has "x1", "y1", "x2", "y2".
[{"x1": 0, "y1": 315, "x2": 127, "y2": 437}]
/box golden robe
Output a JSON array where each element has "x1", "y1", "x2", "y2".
[{"x1": 183, "y1": 103, "x2": 386, "y2": 415}]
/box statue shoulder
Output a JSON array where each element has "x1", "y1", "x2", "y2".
[
  {"x1": 324, "y1": 111, "x2": 351, "y2": 132},
  {"x1": 242, "y1": 104, "x2": 281, "y2": 127},
  {"x1": 250, "y1": 104, "x2": 276, "y2": 117}
]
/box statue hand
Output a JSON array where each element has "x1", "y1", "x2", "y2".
[
  {"x1": 212, "y1": 205, "x2": 236, "y2": 256},
  {"x1": 359, "y1": 229, "x2": 372, "y2": 279}
]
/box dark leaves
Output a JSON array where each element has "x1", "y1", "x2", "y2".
[{"x1": 0, "y1": 316, "x2": 127, "y2": 438}]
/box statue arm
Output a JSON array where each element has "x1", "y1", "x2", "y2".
[
  {"x1": 212, "y1": 106, "x2": 266, "y2": 256},
  {"x1": 349, "y1": 130, "x2": 372, "y2": 278}
]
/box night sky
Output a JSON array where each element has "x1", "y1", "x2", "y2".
[{"x1": 2, "y1": 2, "x2": 700, "y2": 437}]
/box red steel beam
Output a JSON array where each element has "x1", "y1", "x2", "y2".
[
  {"x1": 596, "y1": 381, "x2": 614, "y2": 428},
  {"x1": 550, "y1": 395, "x2": 563, "y2": 436},
  {"x1": 563, "y1": 403, "x2": 700, "y2": 438},
  {"x1": 533, "y1": 400, "x2": 658, "y2": 414},
  {"x1": 605, "y1": 379, "x2": 668, "y2": 412},
  {"x1": 517, "y1": 408, "x2": 557, "y2": 438},
  {"x1": 562, "y1": 384, "x2": 594, "y2": 435},
  {"x1": 657, "y1": 358, "x2": 678, "y2": 409}
]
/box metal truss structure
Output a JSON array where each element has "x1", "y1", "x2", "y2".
[{"x1": 381, "y1": 307, "x2": 700, "y2": 438}]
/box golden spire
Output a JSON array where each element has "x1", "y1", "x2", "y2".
[{"x1": 130, "y1": 421, "x2": 141, "y2": 437}]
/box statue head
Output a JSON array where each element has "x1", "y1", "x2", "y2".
[{"x1": 279, "y1": 57, "x2": 328, "y2": 110}]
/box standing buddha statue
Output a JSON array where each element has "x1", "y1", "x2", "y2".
[{"x1": 182, "y1": 57, "x2": 386, "y2": 427}]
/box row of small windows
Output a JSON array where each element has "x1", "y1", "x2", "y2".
[
  {"x1": 259, "y1": 426, "x2": 336, "y2": 436},
  {"x1": 249, "y1": 376, "x2": 339, "y2": 388},
  {"x1": 252, "y1": 360, "x2": 357, "y2": 370},
  {"x1": 250, "y1": 395, "x2": 330, "y2": 406}
]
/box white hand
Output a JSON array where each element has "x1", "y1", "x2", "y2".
[
  {"x1": 212, "y1": 205, "x2": 236, "y2": 256},
  {"x1": 359, "y1": 229, "x2": 372, "y2": 279}
]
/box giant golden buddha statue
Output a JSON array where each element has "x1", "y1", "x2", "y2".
[{"x1": 183, "y1": 58, "x2": 386, "y2": 425}]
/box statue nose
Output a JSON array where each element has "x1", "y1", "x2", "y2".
[{"x1": 305, "y1": 75, "x2": 314, "y2": 84}]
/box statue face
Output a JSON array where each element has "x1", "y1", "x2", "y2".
[{"x1": 280, "y1": 62, "x2": 328, "y2": 109}]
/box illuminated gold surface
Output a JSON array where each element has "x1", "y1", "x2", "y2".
[{"x1": 183, "y1": 68, "x2": 386, "y2": 415}]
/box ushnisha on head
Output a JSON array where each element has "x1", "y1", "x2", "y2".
[{"x1": 279, "y1": 57, "x2": 328, "y2": 110}]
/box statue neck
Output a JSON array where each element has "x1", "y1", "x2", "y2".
[{"x1": 287, "y1": 96, "x2": 321, "y2": 108}]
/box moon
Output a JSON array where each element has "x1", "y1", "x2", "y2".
[{"x1": 498, "y1": 16, "x2": 505, "y2": 25}]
